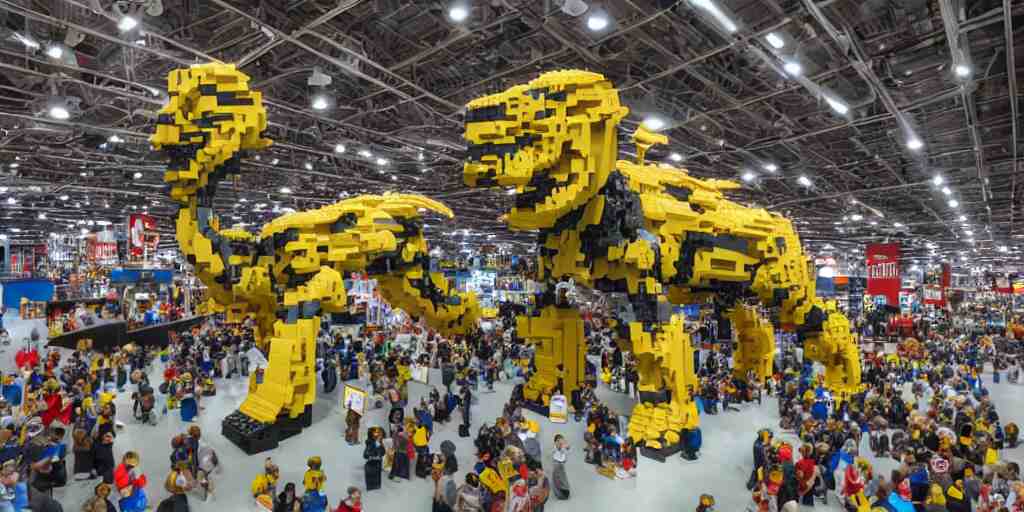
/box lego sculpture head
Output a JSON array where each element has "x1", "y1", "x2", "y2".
[
  {"x1": 151, "y1": 63, "x2": 271, "y2": 204},
  {"x1": 463, "y1": 70, "x2": 628, "y2": 230}
]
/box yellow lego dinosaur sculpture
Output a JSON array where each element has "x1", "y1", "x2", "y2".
[
  {"x1": 151, "y1": 63, "x2": 479, "y2": 453},
  {"x1": 463, "y1": 70, "x2": 861, "y2": 460}
]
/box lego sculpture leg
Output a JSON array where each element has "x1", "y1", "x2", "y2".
[
  {"x1": 729, "y1": 305, "x2": 776, "y2": 384},
  {"x1": 627, "y1": 310, "x2": 699, "y2": 462},
  {"x1": 223, "y1": 267, "x2": 345, "y2": 454},
  {"x1": 515, "y1": 305, "x2": 586, "y2": 414},
  {"x1": 803, "y1": 301, "x2": 862, "y2": 403}
]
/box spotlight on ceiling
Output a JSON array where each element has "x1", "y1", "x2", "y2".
[
  {"x1": 586, "y1": 11, "x2": 610, "y2": 31},
  {"x1": 850, "y1": 214, "x2": 863, "y2": 221},
  {"x1": 376, "y1": 158, "x2": 388, "y2": 166},
  {"x1": 948, "y1": 199, "x2": 959, "y2": 208},
  {"x1": 37, "y1": 213, "x2": 46, "y2": 220},
  {"x1": 304, "y1": 162, "x2": 314, "y2": 171},
  {"x1": 311, "y1": 94, "x2": 330, "y2": 111},
  {"x1": 449, "y1": 3, "x2": 469, "y2": 22},
  {"x1": 894, "y1": 222, "x2": 904, "y2": 228},
  {"x1": 560, "y1": 0, "x2": 589, "y2": 16},
  {"x1": 797, "y1": 175, "x2": 812, "y2": 187},
  {"x1": 906, "y1": 138, "x2": 923, "y2": 151},
  {"x1": 642, "y1": 116, "x2": 666, "y2": 131},
  {"x1": 45, "y1": 45, "x2": 63, "y2": 59},
  {"x1": 941, "y1": 186, "x2": 952, "y2": 196},
  {"x1": 48, "y1": 106, "x2": 70, "y2": 120},
  {"x1": 118, "y1": 16, "x2": 139, "y2": 32},
  {"x1": 132, "y1": 172, "x2": 142, "y2": 179},
  {"x1": 334, "y1": 144, "x2": 346, "y2": 154},
  {"x1": 783, "y1": 61, "x2": 802, "y2": 76},
  {"x1": 954, "y1": 64, "x2": 971, "y2": 78},
  {"x1": 358, "y1": 149, "x2": 373, "y2": 158},
  {"x1": 108, "y1": 135, "x2": 124, "y2": 143},
  {"x1": 765, "y1": 32, "x2": 785, "y2": 49},
  {"x1": 669, "y1": 152, "x2": 683, "y2": 162},
  {"x1": 958, "y1": 215, "x2": 967, "y2": 222},
  {"x1": 59, "y1": 195, "x2": 69, "y2": 201},
  {"x1": 691, "y1": 0, "x2": 738, "y2": 32},
  {"x1": 826, "y1": 97, "x2": 849, "y2": 115},
  {"x1": 933, "y1": 175, "x2": 944, "y2": 186},
  {"x1": 763, "y1": 163, "x2": 778, "y2": 173},
  {"x1": 280, "y1": 187, "x2": 292, "y2": 194},
  {"x1": 741, "y1": 171, "x2": 756, "y2": 182}
]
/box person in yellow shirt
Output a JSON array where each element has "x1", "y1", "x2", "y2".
[
  {"x1": 250, "y1": 458, "x2": 279, "y2": 499},
  {"x1": 303, "y1": 456, "x2": 326, "y2": 494}
]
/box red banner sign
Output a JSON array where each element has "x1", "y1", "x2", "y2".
[
  {"x1": 866, "y1": 243, "x2": 900, "y2": 306},
  {"x1": 129, "y1": 214, "x2": 157, "y2": 257}
]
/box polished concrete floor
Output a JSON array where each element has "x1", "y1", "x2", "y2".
[{"x1": 6, "y1": 313, "x2": 1023, "y2": 511}]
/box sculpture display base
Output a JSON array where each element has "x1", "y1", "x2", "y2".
[
  {"x1": 221, "y1": 405, "x2": 313, "y2": 455},
  {"x1": 640, "y1": 441, "x2": 683, "y2": 463},
  {"x1": 520, "y1": 398, "x2": 550, "y2": 417}
]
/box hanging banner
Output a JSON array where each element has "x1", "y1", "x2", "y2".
[
  {"x1": 866, "y1": 243, "x2": 900, "y2": 306},
  {"x1": 128, "y1": 214, "x2": 157, "y2": 258}
]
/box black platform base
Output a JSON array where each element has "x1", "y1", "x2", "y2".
[
  {"x1": 520, "y1": 399, "x2": 549, "y2": 417},
  {"x1": 222, "y1": 405, "x2": 313, "y2": 455},
  {"x1": 640, "y1": 441, "x2": 684, "y2": 463}
]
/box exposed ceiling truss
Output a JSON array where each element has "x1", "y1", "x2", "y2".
[{"x1": 0, "y1": 0, "x2": 1019, "y2": 268}]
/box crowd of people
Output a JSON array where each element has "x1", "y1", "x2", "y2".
[{"x1": 744, "y1": 332, "x2": 1023, "y2": 512}]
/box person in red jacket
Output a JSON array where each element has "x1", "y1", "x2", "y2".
[
  {"x1": 334, "y1": 486, "x2": 361, "y2": 512},
  {"x1": 113, "y1": 451, "x2": 149, "y2": 512},
  {"x1": 40, "y1": 379, "x2": 71, "y2": 428}
]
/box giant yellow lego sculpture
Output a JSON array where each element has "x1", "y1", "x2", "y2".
[
  {"x1": 463, "y1": 70, "x2": 861, "y2": 460},
  {"x1": 151, "y1": 63, "x2": 479, "y2": 454}
]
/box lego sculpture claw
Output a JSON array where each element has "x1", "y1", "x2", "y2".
[
  {"x1": 152, "y1": 64, "x2": 480, "y2": 454},
  {"x1": 463, "y1": 70, "x2": 862, "y2": 461}
]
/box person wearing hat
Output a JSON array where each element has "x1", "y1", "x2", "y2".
[
  {"x1": 160, "y1": 459, "x2": 194, "y2": 512},
  {"x1": 302, "y1": 456, "x2": 328, "y2": 512},
  {"x1": 696, "y1": 494, "x2": 715, "y2": 512},
  {"x1": 113, "y1": 451, "x2": 149, "y2": 512}
]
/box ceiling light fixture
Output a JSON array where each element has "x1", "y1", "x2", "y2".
[
  {"x1": 948, "y1": 199, "x2": 959, "y2": 208},
  {"x1": 741, "y1": 171, "x2": 756, "y2": 182},
  {"x1": 958, "y1": 215, "x2": 967, "y2": 222},
  {"x1": 118, "y1": 16, "x2": 139, "y2": 32},
  {"x1": 894, "y1": 222, "x2": 904, "y2": 228},
  {"x1": 13, "y1": 33, "x2": 39, "y2": 50},
  {"x1": 37, "y1": 213, "x2": 46, "y2": 220},
  {"x1": 826, "y1": 97, "x2": 849, "y2": 115},
  {"x1": 271, "y1": 158, "x2": 280, "y2": 165},
  {"x1": 763, "y1": 163, "x2": 778, "y2": 173},
  {"x1": 783, "y1": 61, "x2": 802, "y2": 76},
  {"x1": 933, "y1": 175, "x2": 944, "y2": 186},
  {"x1": 954, "y1": 64, "x2": 971, "y2": 78},
  {"x1": 765, "y1": 32, "x2": 785, "y2": 49},
  {"x1": 108, "y1": 135, "x2": 124, "y2": 143},
  {"x1": 48, "y1": 106, "x2": 70, "y2": 120},
  {"x1": 311, "y1": 94, "x2": 329, "y2": 111},
  {"x1": 45, "y1": 45, "x2": 63, "y2": 59},
  {"x1": 850, "y1": 214, "x2": 863, "y2": 221},
  {"x1": 669, "y1": 152, "x2": 683, "y2": 162},
  {"x1": 334, "y1": 144, "x2": 346, "y2": 153},
  {"x1": 5, "y1": 198, "x2": 14, "y2": 205},
  {"x1": 304, "y1": 162, "x2": 314, "y2": 171},
  {"x1": 965, "y1": 230, "x2": 974, "y2": 236},
  {"x1": 280, "y1": 187, "x2": 292, "y2": 194},
  {"x1": 59, "y1": 195, "x2": 68, "y2": 201},
  {"x1": 358, "y1": 149, "x2": 372, "y2": 158},
  {"x1": 449, "y1": 3, "x2": 469, "y2": 22},
  {"x1": 376, "y1": 158, "x2": 388, "y2": 166},
  {"x1": 797, "y1": 175, "x2": 812, "y2": 187},
  {"x1": 906, "y1": 137, "x2": 923, "y2": 151},
  {"x1": 691, "y1": 0, "x2": 738, "y2": 32},
  {"x1": 132, "y1": 172, "x2": 142, "y2": 179},
  {"x1": 642, "y1": 116, "x2": 666, "y2": 131},
  {"x1": 586, "y1": 12, "x2": 610, "y2": 31},
  {"x1": 8, "y1": 164, "x2": 18, "y2": 169},
  {"x1": 941, "y1": 186, "x2": 951, "y2": 195}
]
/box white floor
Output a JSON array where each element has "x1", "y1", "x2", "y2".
[{"x1": 6, "y1": 311, "x2": 1022, "y2": 511}]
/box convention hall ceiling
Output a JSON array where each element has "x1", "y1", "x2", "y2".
[{"x1": 0, "y1": 0, "x2": 1020, "y2": 268}]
